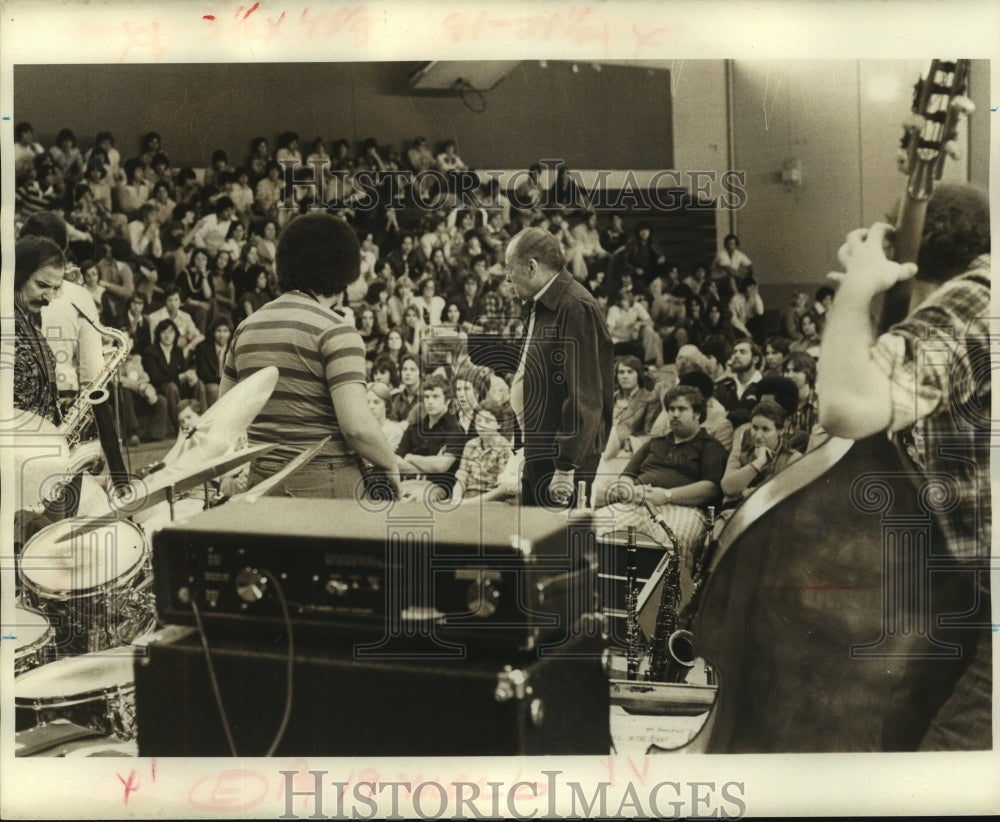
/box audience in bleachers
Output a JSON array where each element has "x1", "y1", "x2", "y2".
[{"x1": 14, "y1": 124, "x2": 829, "y2": 469}]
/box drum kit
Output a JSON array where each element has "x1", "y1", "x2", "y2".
[{"x1": 8, "y1": 367, "x2": 305, "y2": 757}]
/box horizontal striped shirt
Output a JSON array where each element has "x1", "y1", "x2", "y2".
[{"x1": 222, "y1": 291, "x2": 366, "y2": 460}]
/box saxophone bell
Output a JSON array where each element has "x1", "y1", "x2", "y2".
[{"x1": 667, "y1": 629, "x2": 696, "y2": 672}]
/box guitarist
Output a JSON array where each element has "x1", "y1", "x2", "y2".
[{"x1": 817, "y1": 182, "x2": 991, "y2": 750}]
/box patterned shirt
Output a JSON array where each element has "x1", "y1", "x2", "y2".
[
  {"x1": 456, "y1": 438, "x2": 514, "y2": 496},
  {"x1": 222, "y1": 291, "x2": 366, "y2": 461},
  {"x1": 871, "y1": 257, "x2": 991, "y2": 558},
  {"x1": 14, "y1": 300, "x2": 62, "y2": 425}
]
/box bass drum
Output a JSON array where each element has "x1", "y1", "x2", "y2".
[{"x1": 692, "y1": 435, "x2": 985, "y2": 752}]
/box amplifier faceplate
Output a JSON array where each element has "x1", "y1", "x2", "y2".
[{"x1": 153, "y1": 499, "x2": 601, "y2": 655}]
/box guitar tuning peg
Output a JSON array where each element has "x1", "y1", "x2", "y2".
[{"x1": 950, "y1": 95, "x2": 976, "y2": 115}]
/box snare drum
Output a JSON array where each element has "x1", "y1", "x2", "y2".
[
  {"x1": 15, "y1": 646, "x2": 142, "y2": 741},
  {"x1": 18, "y1": 518, "x2": 157, "y2": 655},
  {"x1": 13, "y1": 604, "x2": 55, "y2": 676}
]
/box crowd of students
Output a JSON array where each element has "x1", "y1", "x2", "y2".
[{"x1": 13, "y1": 122, "x2": 829, "y2": 509}]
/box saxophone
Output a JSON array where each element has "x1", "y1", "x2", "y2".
[
  {"x1": 642, "y1": 500, "x2": 695, "y2": 683},
  {"x1": 60, "y1": 308, "x2": 133, "y2": 450}
]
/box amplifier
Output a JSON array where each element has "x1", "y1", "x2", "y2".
[
  {"x1": 152, "y1": 499, "x2": 600, "y2": 656},
  {"x1": 135, "y1": 626, "x2": 610, "y2": 756}
]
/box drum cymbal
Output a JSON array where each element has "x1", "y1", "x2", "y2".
[
  {"x1": 225, "y1": 436, "x2": 331, "y2": 504},
  {"x1": 158, "y1": 366, "x2": 279, "y2": 469},
  {"x1": 110, "y1": 443, "x2": 277, "y2": 516}
]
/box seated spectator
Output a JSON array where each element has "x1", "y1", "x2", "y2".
[
  {"x1": 699, "y1": 335, "x2": 738, "y2": 411},
  {"x1": 789, "y1": 310, "x2": 823, "y2": 359},
  {"x1": 80, "y1": 259, "x2": 118, "y2": 326},
  {"x1": 720, "y1": 396, "x2": 802, "y2": 507},
  {"x1": 435, "y1": 139, "x2": 468, "y2": 174},
  {"x1": 84, "y1": 130, "x2": 126, "y2": 189},
  {"x1": 14, "y1": 121, "x2": 46, "y2": 182},
  {"x1": 606, "y1": 286, "x2": 660, "y2": 365},
  {"x1": 357, "y1": 306, "x2": 382, "y2": 358},
  {"x1": 779, "y1": 291, "x2": 809, "y2": 340},
  {"x1": 366, "y1": 381, "x2": 407, "y2": 452},
  {"x1": 602, "y1": 355, "x2": 662, "y2": 461},
  {"x1": 624, "y1": 222, "x2": 667, "y2": 290},
  {"x1": 783, "y1": 350, "x2": 821, "y2": 452},
  {"x1": 400, "y1": 304, "x2": 427, "y2": 359},
  {"x1": 389, "y1": 354, "x2": 421, "y2": 422},
  {"x1": 118, "y1": 158, "x2": 150, "y2": 219},
  {"x1": 227, "y1": 167, "x2": 255, "y2": 229},
  {"x1": 95, "y1": 240, "x2": 139, "y2": 321},
  {"x1": 254, "y1": 163, "x2": 285, "y2": 226},
  {"x1": 148, "y1": 180, "x2": 176, "y2": 226},
  {"x1": 142, "y1": 318, "x2": 207, "y2": 429},
  {"x1": 136, "y1": 131, "x2": 163, "y2": 172},
  {"x1": 395, "y1": 373, "x2": 465, "y2": 500},
  {"x1": 571, "y1": 211, "x2": 609, "y2": 276},
  {"x1": 248, "y1": 220, "x2": 279, "y2": 280},
  {"x1": 193, "y1": 318, "x2": 233, "y2": 407},
  {"x1": 388, "y1": 275, "x2": 416, "y2": 328},
  {"x1": 116, "y1": 351, "x2": 173, "y2": 444},
  {"x1": 414, "y1": 276, "x2": 446, "y2": 326},
  {"x1": 159, "y1": 202, "x2": 197, "y2": 286},
  {"x1": 813, "y1": 284, "x2": 835, "y2": 318},
  {"x1": 371, "y1": 354, "x2": 399, "y2": 390},
  {"x1": 246, "y1": 137, "x2": 273, "y2": 185},
  {"x1": 147, "y1": 285, "x2": 204, "y2": 357},
  {"x1": 711, "y1": 233, "x2": 753, "y2": 285},
  {"x1": 177, "y1": 248, "x2": 213, "y2": 332},
  {"x1": 598, "y1": 385, "x2": 727, "y2": 554},
  {"x1": 49, "y1": 128, "x2": 85, "y2": 192},
  {"x1": 237, "y1": 265, "x2": 273, "y2": 323},
  {"x1": 202, "y1": 149, "x2": 234, "y2": 200},
  {"x1": 118, "y1": 291, "x2": 152, "y2": 355},
  {"x1": 649, "y1": 284, "x2": 690, "y2": 366},
  {"x1": 729, "y1": 275, "x2": 765, "y2": 341},
  {"x1": 189, "y1": 196, "x2": 236, "y2": 256},
  {"x1": 15, "y1": 155, "x2": 61, "y2": 222},
  {"x1": 407, "y1": 135, "x2": 435, "y2": 176},
  {"x1": 208, "y1": 250, "x2": 237, "y2": 328},
  {"x1": 703, "y1": 301, "x2": 739, "y2": 344},
  {"x1": 683, "y1": 295, "x2": 709, "y2": 349},
  {"x1": 763, "y1": 335, "x2": 791, "y2": 377},
  {"x1": 450, "y1": 409, "x2": 515, "y2": 502}
]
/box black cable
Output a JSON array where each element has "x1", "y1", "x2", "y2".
[
  {"x1": 189, "y1": 570, "x2": 295, "y2": 757},
  {"x1": 258, "y1": 569, "x2": 294, "y2": 758},
  {"x1": 190, "y1": 597, "x2": 239, "y2": 757}
]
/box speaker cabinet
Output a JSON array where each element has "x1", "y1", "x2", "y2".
[{"x1": 135, "y1": 627, "x2": 610, "y2": 757}]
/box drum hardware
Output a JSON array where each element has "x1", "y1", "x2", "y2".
[
  {"x1": 15, "y1": 646, "x2": 143, "y2": 742},
  {"x1": 13, "y1": 605, "x2": 56, "y2": 676}
]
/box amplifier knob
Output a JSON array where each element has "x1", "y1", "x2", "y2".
[
  {"x1": 235, "y1": 567, "x2": 268, "y2": 603},
  {"x1": 325, "y1": 578, "x2": 349, "y2": 596}
]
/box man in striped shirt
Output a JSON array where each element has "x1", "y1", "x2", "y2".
[{"x1": 220, "y1": 213, "x2": 400, "y2": 499}]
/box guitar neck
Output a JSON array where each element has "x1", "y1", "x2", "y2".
[{"x1": 879, "y1": 192, "x2": 929, "y2": 329}]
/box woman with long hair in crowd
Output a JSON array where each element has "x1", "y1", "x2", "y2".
[{"x1": 366, "y1": 381, "x2": 407, "y2": 452}]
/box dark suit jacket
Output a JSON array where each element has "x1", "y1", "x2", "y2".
[
  {"x1": 521, "y1": 269, "x2": 614, "y2": 474},
  {"x1": 141, "y1": 344, "x2": 188, "y2": 389},
  {"x1": 192, "y1": 339, "x2": 224, "y2": 385}
]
